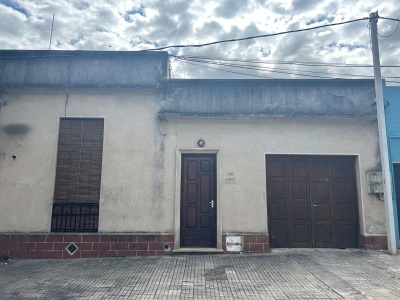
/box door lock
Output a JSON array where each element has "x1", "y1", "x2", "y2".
[{"x1": 209, "y1": 200, "x2": 214, "y2": 208}]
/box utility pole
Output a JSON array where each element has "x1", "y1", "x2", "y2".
[
  {"x1": 369, "y1": 11, "x2": 397, "y2": 254},
  {"x1": 49, "y1": 13, "x2": 55, "y2": 50}
]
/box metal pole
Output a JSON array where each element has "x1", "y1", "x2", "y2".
[
  {"x1": 369, "y1": 11, "x2": 397, "y2": 254},
  {"x1": 49, "y1": 13, "x2": 55, "y2": 50}
]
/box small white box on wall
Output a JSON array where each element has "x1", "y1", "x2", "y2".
[{"x1": 226, "y1": 236, "x2": 243, "y2": 252}]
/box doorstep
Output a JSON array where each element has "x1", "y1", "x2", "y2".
[{"x1": 173, "y1": 248, "x2": 223, "y2": 253}]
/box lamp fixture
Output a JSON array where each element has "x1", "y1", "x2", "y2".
[{"x1": 197, "y1": 139, "x2": 205, "y2": 147}]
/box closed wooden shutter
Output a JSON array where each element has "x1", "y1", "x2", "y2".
[
  {"x1": 52, "y1": 118, "x2": 104, "y2": 232},
  {"x1": 54, "y1": 118, "x2": 104, "y2": 203}
]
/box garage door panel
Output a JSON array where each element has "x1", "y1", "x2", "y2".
[
  {"x1": 270, "y1": 224, "x2": 289, "y2": 244},
  {"x1": 336, "y1": 182, "x2": 352, "y2": 199},
  {"x1": 291, "y1": 181, "x2": 308, "y2": 199},
  {"x1": 315, "y1": 224, "x2": 334, "y2": 245},
  {"x1": 337, "y1": 224, "x2": 357, "y2": 247},
  {"x1": 291, "y1": 160, "x2": 307, "y2": 178},
  {"x1": 314, "y1": 204, "x2": 332, "y2": 221},
  {"x1": 267, "y1": 156, "x2": 358, "y2": 249},
  {"x1": 271, "y1": 202, "x2": 287, "y2": 220},
  {"x1": 310, "y1": 160, "x2": 330, "y2": 177},
  {"x1": 267, "y1": 159, "x2": 286, "y2": 178},
  {"x1": 333, "y1": 161, "x2": 351, "y2": 179},
  {"x1": 293, "y1": 224, "x2": 312, "y2": 245},
  {"x1": 293, "y1": 202, "x2": 309, "y2": 220},
  {"x1": 269, "y1": 181, "x2": 286, "y2": 199},
  {"x1": 312, "y1": 181, "x2": 330, "y2": 200},
  {"x1": 337, "y1": 203, "x2": 354, "y2": 221}
]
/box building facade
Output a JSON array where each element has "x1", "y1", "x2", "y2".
[
  {"x1": 383, "y1": 84, "x2": 400, "y2": 247},
  {"x1": 0, "y1": 51, "x2": 387, "y2": 259}
]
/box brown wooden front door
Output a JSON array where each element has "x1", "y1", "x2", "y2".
[
  {"x1": 267, "y1": 156, "x2": 358, "y2": 248},
  {"x1": 181, "y1": 154, "x2": 217, "y2": 247}
]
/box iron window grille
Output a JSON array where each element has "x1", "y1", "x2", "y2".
[{"x1": 51, "y1": 203, "x2": 99, "y2": 232}]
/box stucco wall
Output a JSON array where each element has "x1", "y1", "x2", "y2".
[
  {"x1": 0, "y1": 89, "x2": 173, "y2": 233},
  {"x1": 161, "y1": 116, "x2": 384, "y2": 236},
  {"x1": 0, "y1": 87, "x2": 386, "y2": 237}
]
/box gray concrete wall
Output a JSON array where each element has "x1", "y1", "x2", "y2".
[
  {"x1": 0, "y1": 50, "x2": 169, "y2": 88},
  {"x1": 160, "y1": 79, "x2": 375, "y2": 118}
]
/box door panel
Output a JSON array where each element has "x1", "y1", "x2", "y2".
[
  {"x1": 181, "y1": 154, "x2": 216, "y2": 247},
  {"x1": 393, "y1": 164, "x2": 400, "y2": 236},
  {"x1": 267, "y1": 156, "x2": 358, "y2": 248}
]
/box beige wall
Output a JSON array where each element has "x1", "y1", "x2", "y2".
[
  {"x1": 0, "y1": 89, "x2": 385, "y2": 237},
  {"x1": 0, "y1": 89, "x2": 173, "y2": 233},
  {"x1": 161, "y1": 117, "x2": 384, "y2": 236}
]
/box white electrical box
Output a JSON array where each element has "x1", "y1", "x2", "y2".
[{"x1": 366, "y1": 172, "x2": 384, "y2": 194}]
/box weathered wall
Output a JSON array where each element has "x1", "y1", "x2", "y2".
[
  {"x1": 0, "y1": 89, "x2": 173, "y2": 233},
  {"x1": 160, "y1": 79, "x2": 375, "y2": 118},
  {"x1": 0, "y1": 78, "x2": 386, "y2": 240},
  {"x1": 161, "y1": 116, "x2": 384, "y2": 236},
  {"x1": 0, "y1": 50, "x2": 168, "y2": 88}
]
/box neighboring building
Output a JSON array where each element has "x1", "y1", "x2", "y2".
[
  {"x1": 383, "y1": 83, "x2": 400, "y2": 247},
  {"x1": 0, "y1": 50, "x2": 387, "y2": 259}
]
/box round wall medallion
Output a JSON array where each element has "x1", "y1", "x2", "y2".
[{"x1": 197, "y1": 139, "x2": 205, "y2": 147}]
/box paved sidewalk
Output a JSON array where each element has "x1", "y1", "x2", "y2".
[{"x1": 1, "y1": 249, "x2": 400, "y2": 299}]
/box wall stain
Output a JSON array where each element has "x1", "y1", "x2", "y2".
[{"x1": 3, "y1": 124, "x2": 31, "y2": 135}]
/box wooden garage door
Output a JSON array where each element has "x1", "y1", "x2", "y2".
[{"x1": 267, "y1": 156, "x2": 358, "y2": 248}]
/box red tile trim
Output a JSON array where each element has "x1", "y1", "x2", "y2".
[
  {"x1": 1, "y1": 234, "x2": 174, "y2": 259},
  {"x1": 360, "y1": 235, "x2": 387, "y2": 250}
]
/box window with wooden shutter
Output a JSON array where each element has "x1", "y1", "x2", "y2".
[{"x1": 51, "y1": 118, "x2": 104, "y2": 232}]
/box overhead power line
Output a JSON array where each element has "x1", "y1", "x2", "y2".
[
  {"x1": 173, "y1": 55, "x2": 400, "y2": 68},
  {"x1": 173, "y1": 56, "x2": 372, "y2": 79},
  {"x1": 148, "y1": 17, "x2": 369, "y2": 51},
  {"x1": 172, "y1": 55, "x2": 400, "y2": 80}
]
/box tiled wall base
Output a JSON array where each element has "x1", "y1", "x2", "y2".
[
  {"x1": 222, "y1": 234, "x2": 270, "y2": 253},
  {"x1": 360, "y1": 235, "x2": 387, "y2": 250},
  {"x1": 5, "y1": 233, "x2": 388, "y2": 258},
  {"x1": 0, "y1": 234, "x2": 174, "y2": 259},
  {"x1": 1, "y1": 233, "x2": 270, "y2": 259}
]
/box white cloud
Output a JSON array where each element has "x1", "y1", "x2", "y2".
[{"x1": 0, "y1": 0, "x2": 399, "y2": 83}]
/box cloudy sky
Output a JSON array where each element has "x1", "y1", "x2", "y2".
[{"x1": 1, "y1": 0, "x2": 399, "y2": 84}]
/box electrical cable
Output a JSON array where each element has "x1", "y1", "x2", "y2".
[
  {"x1": 174, "y1": 56, "x2": 375, "y2": 79},
  {"x1": 148, "y1": 18, "x2": 369, "y2": 51},
  {"x1": 175, "y1": 59, "x2": 278, "y2": 79},
  {"x1": 173, "y1": 55, "x2": 400, "y2": 68},
  {"x1": 378, "y1": 21, "x2": 400, "y2": 37},
  {"x1": 172, "y1": 55, "x2": 400, "y2": 79},
  {"x1": 379, "y1": 17, "x2": 400, "y2": 22},
  {"x1": 173, "y1": 57, "x2": 378, "y2": 80}
]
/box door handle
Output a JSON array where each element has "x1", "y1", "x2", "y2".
[
  {"x1": 209, "y1": 200, "x2": 214, "y2": 208},
  {"x1": 313, "y1": 204, "x2": 318, "y2": 207}
]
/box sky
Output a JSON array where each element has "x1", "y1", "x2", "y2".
[{"x1": 0, "y1": 0, "x2": 399, "y2": 84}]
